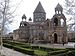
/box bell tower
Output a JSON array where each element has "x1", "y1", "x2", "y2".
[
  {"x1": 52, "y1": 3, "x2": 66, "y2": 27},
  {"x1": 55, "y1": 3, "x2": 63, "y2": 14},
  {"x1": 51, "y1": 3, "x2": 68, "y2": 44}
]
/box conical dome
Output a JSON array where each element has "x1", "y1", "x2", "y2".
[
  {"x1": 29, "y1": 17, "x2": 32, "y2": 21},
  {"x1": 34, "y1": 2, "x2": 45, "y2": 13},
  {"x1": 55, "y1": 3, "x2": 63, "y2": 11}
]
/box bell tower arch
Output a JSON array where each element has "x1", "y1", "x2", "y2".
[
  {"x1": 55, "y1": 3, "x2": 63, "y2": 14},
  {"x1": 51, "y1": 3, "x2": 68, "y2": 44}
]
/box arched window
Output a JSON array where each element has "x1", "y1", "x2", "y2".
[
  {"x1": 20, "y1": 23, "x2": 24, "y2": 27},
  {"x1": 54, "y1": 18, "x2": 58, "y2": 26},
  {"x1": 56, "y1": 11, "x2": 58, "y2": 14},
  {"x1": 24, "y1": 23, "x2": 27, "y2": 26},
  {"x1": 59, "y1": 11, "x2": 61, "y2": 14},
  {"x1": 61, "y1": 19, "x2": 64, "y2": 27}
]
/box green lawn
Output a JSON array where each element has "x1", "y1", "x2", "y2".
[{"x1": 34, "y1": 50, "x2": 48, "y2": 56}]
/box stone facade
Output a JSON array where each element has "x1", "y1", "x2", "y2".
[
  {"x1": 13, "y1": 2, "x2": 68, "y2": 44},
  {"x1": 68, "y1": 32, "x2": 75, "y2": 40}
]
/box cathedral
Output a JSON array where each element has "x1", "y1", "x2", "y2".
[{"x1": 13, "y1": 2, "x2": 68, "y2": 44}]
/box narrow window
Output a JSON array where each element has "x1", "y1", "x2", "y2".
[
  {"x1": 61, "y1": 19, "x2": 64, "y2": 27},
  {"x1": 54, "y1": 18, "x2": 58, "y2": 26}
]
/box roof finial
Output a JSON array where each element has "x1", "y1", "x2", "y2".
[
  {"x1": 29, "y1": 17, "x2": 32, "y2": 21},
  {"x1": 39, "y1": 1, "x2": 41, "y2": 4},
  {"x1": 22, "y1": 14, "x2": 27, "y2": 21}
]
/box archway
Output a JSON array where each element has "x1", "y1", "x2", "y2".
[
  {"x1": 54, "y1": 33, "x2": 58, "y2": 43},
  {"x1": 61, "y1": 19, "x2": 64, "y2": 27},
  {"x1": 54, "y1": 18, "x2": 58, "y2": 26}
]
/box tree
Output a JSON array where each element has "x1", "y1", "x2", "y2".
[
  {"x1": 0, "y1": 0, "x2": 23, "y2": 34},
  {"x1": 0, "y1": 0, "x2": 14, "y2": 35},
  {"x1": 0, "y1": 0, "x2": 15, "y2": 55},
  {"x1": 0, "y1": 0, "x2": 23, "y2": 55},
  {"x1": 64, "y1": 0, "x2": 75, "y2": 31}
]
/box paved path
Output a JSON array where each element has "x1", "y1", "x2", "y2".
[
  {"x1": 31, "y1": 42, "x2": 75, "y2": 48},
  {"x1": 0, "y1": 46, "x2": 30, "y2": 56}
]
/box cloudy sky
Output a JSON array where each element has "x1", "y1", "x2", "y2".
[{"x1": 10, "y1": 0, "x2": 65, "y2": 32}]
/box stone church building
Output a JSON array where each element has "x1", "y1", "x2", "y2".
[{"x1": 13, "y1": 2, "x2": 68, "y2": 44}]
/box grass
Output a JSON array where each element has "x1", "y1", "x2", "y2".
[
  {"x1": 14, "y1": 45, "x2": 48, "y2": 55},
  {"x1": 34, "y1": 50, "x2": 48, "y2": 56},
  {"x1": 4, "y1": 41, "x2": 75, "y2": 56}
]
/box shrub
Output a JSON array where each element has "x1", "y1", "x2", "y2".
[
  {"x1": 48, "y1": 50, "x2": 68, "y2": 55},
  {"x1": 3, "y1": 40, "x2": 29, "y2": 47},
  {"x1": 19, "y1": 45, "x2": 31, "y2": 48},
  {"x1": 39, "y1": 47, "x2": 64, "y2": 52},
  {"x1": 67, "y1": 51, "x2": 75, "y2": 56},
  {"x1": 13, "y1": 46, "x2": 34, "y2": 55},
  {"x1": 3, "y1": 43, "x2": 13, "y2": 49},
  {"x1": 66, "y1": 48, "x2": 75, "y2": 51},
  {"x1": 31, "y1": 46, "x2": 39, "y2": 49},
  {"x1": 56, "y1": 53, "x2": 67, "y2": 56},
  {"x1": 3, "y1": 43, "x2": 34, "y2": 55}
]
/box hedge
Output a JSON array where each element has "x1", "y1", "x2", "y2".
[
  {"x1": 13, "y1": 46, "x2": 34, "y2": 55},
  {"x1": 39, "y1": 46, "x2": 64, "y2": 52},
  {"x1": 3, "y1": 43, "x2": 34, "y2": 55},
  {"x1": 66, "y1": 48, "x2": 75, "y2": 51},
  {"x1": 3, "y1": 41, "x2": 28, "y2": 46},
  {"x1": 31, "y1": 46, "x2": 39, "y2": 49},
  {"x1": 3, "y1": 40, "x2": 64, "y2": 51},
  {"x1": 48, "y1": 50, "x2": 68, "y2": 55},
  {"x1": 67, "y1": 51, "x2": 75, "y2": 56},
  {"x1": 3, "y1": 43, "x2": 13, "y2": 49},
  {"x1": 3, "y1": 40, "x2": 65, "y2": 52},
  {"x1": 19, "y1": 45, "x2": 31, "y2": 48},
  {"x1": 55, "y1": 53, "x2": 67, "y2": 56},
  {"x1": 4, "y1": 41, "x2": 72, "y2": 56},
  {"x1": 56, "y1": 51, "x2": 75, "y2": 56},
  {"x1": 3, "y1": 43, "x2": 48, "y2": 56}
]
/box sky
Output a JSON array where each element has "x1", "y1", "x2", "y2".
[{"x1": 10, "y1": 0, "x2": 65, "y2": 32}]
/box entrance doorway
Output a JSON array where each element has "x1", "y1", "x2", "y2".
[{"x1": 54, "y1": 33, "x2": 57, "y2": 43}]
